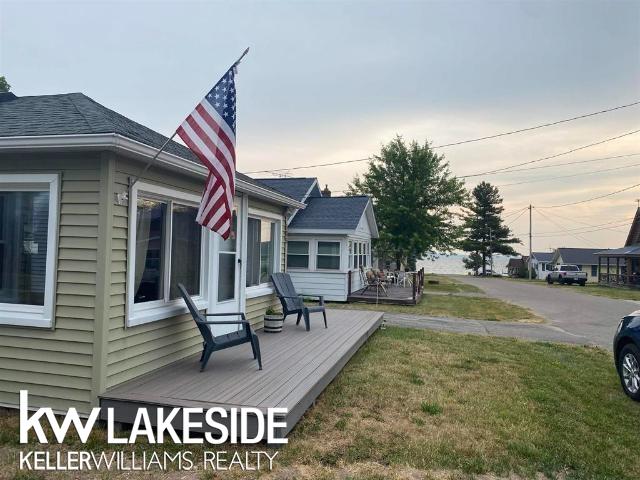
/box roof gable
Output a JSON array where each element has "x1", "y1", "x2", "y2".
[
  {"x1": 289, "y1": 196, "x2": 372, "y2": 232},
  {"x1": 531, "y1": 251, "x2": 553, "y2": 262},
  {"x1": 254, "y1": 177, "x2": 319, "y2": 203},
  {"x1": 626, "y1": 208, "x2": 640, "y2": 247}
]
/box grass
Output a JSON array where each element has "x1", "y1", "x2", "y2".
[
  {"x1": 328, "y1": 294, "x2": 543, "y2": 322},
  {"x1": 2, "y1": 327, "x2": 639, "y2": 479},
  {"x1": 423, "y1": 274, "x2": 484, "y2": 294}
]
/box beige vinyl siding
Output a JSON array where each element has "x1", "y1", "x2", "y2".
[
  {"x1": 0, "y1": 153, "x2": 100, "y2": 413},
  {"x1": 105, "y1": 157, "x2": 202, "y2": 389}
]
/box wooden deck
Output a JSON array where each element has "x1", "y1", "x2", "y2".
[
  {"x1": 348, "y1": 284, "x2": 422, "y2": 305},
  {"x1": 99, "y1": 309, "x2": 383, "y2": 439}
]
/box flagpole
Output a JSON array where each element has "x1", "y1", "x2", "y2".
[
  {"x1": 129, "y1": 132, "x2": 178, "y2": 188},
  {"x1": 129, "y1": 47, "x2": 250, "y2": 188}
]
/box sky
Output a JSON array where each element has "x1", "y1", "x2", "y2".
[{"x1": 1, "y1": 0, "x2": 639, "y2": 254}]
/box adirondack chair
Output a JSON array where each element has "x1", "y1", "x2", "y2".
[
  {"x1": 270, "y1": 272, "x2": 327, "y2": 331},
  {"x1": 178, "y1": 283, "x2": 262, "y2": 371}
]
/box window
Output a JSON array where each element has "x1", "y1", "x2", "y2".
[
  {"x1": 591, "y1": 265, "x2": 598, "y2": 277},
  {"x1": 217, "y1": 210, "x2": 237, "y2": 302},
  {"x1": 317, "y1": 241, "x2": 340, "y2": 270},
  {"x1": 0, "y1": 174, "x2": 58, "y2": 328},
  {"x1": 287, "y1": 241, "x2": 309, "y2": 269},
  {"x1": 128, "y1": 182, "x2": 207, "y2": 327},
  {"x1": 246, "y1": 216, "x2": 277, "y2": 287}
]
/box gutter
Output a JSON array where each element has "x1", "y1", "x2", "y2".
[{"x1": 0, "y1": 134, "x2": 305, "y2": 209}]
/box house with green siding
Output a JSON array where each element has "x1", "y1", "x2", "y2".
[{"x1": 0, "y1": 91, "x2": 305, "y2": 415}]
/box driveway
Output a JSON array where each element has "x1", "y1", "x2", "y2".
[{"x1": 450, "y1": 276, "x2": 636, "y2": 350}]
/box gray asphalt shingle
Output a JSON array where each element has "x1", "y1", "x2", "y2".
[
  {"x1": 0, "y1": 92, "x2": 272, "y2": 190},
  {"x1": 289, "y1": 196, "x2": 370, "y2": 230}
]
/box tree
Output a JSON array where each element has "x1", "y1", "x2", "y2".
[
  {"x1": 347, "y1": 136, "x2": 466, "y2": 269},
  {"x1": 463, "y1": 252, "x2": 484, "y2": 275},
  {"x1": 460, "y1": 181, "x2": 520, "y2": 275},
  {"x1": 0, "y1": 76, "x2": 10, "y2": 93}
]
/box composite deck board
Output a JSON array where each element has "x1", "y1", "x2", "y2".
[{"x1": 99, "y1": 309, "x2": 383, "y2": 437}]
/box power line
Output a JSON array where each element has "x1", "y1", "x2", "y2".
[
  {"x1": 487, "y1": 152, "x2": 640, "y2": 176},
  {"x1": 535, "y1": 209, "x2": 598, "y2": 246},
  {"x1": 459, "y1": 129, "x2": 640, "y2": 178},
  {"x1": 245, "y1": 101, "x2": 640, "y2": 174},
  {"x1": 526, "y1": 218, "x2": 633, "y2": 236},
  {"x1": 424, "y1": 101, "x2": 640, "y2": 149},
  {"x1": 505, "y1": 208, "x2": 527, "y2": 226},
  {"x1": 334, "y1": 152, "x2": 640, "y2": 194},
  {"x1": 533, "y1": 210, "x2": 634, "y2": 233},
  {"x1": 537, "y1": 182, "x2": 640, "y2": 209},
  {"x1": 497, "y1": 161, "x2": 640, "y2": 187}
]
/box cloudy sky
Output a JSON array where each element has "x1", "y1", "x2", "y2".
[{"x1": 1, "y1": 0, "x2": 639, "y2": 253}]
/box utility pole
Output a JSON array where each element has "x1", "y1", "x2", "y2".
[
  {"x1": 528, "y1": 204, "x2": 533, "y2": 280},
  {"x1": 488, "y1": 226, "x2": 493, "y2": 275}
]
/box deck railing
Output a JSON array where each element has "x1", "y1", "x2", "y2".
[{"x1": 599, "y1": 273, "x2": 640, "y2": 287}]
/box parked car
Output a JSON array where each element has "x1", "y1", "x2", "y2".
[
  {"x1": 614, "y1": 311, "x2": 640, "y2": 401},
  {"x1": 546, "y1": 264, "x2": 587, "y2": 286}
]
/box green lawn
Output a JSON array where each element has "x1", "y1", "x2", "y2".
[
  {"x1": 330, "y1": 292, "x2": 543, "y2": 323},
  {"x1": 3, "y1": 328, "x2": 639, "y2": 479},
  {"x1": 423, "y1": 274, "x2": 484, "y2": 294}
]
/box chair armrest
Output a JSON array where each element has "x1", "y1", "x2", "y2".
[
  {"x1": 204, "y1": 312, "x2": 247, "y2": 320},
  {"x1": 201, "y1": 320, "x2": 251, "y2": 326}
]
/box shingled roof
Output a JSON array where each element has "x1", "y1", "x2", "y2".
[
  {"x1": 255, "y1": 178, "x2": 319, "y2": 203},
  {"x1": 0, "y1": 92, "x2": 268, "y2": 190},
  {"x1": 531, "y1": 251, "x2": 553, "y2": 262},
  {"x1": 554, "y1": 247, "x2": 605, "y2": 265},
  {"x1": 289, "y1": 196, "x2": 371, "y2": 230}
]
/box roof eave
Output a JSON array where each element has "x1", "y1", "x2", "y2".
[{"x1": 0, "y1": 134, "x2": 306, "y2": 209}]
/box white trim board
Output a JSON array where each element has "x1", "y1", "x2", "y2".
[{"x1": 0, "y1": 134, "x2": 306, "y2": 209}]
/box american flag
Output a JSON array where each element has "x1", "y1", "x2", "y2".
[{"x1": 177, "y1": 66, "x2": 238, "y2": 239}]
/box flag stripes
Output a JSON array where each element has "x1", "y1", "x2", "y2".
[{"x1": 176, "y1": 66, "x2": 238, "y2": 239}]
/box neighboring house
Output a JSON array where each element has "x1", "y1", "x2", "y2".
[
  {"x1": 507, "y1": 256, "x2": 528, "y2": 277},
  {"x1": 530, "y1": 251, "x2": 554, "y2": 279},
  {"x1": 255, "y1": 178, "x2": 379, "y2": 301},
  {"x1": 0, "y1": 92, "x2": 305, "y2": 414},
  {"x1": 595, "y1": 207, "x2": 639, "y2": 287},
  {"x1": 550, "y1": 247, "x2": 605, "y2": 282}
]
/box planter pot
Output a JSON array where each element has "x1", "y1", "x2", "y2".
[{"x1": 264, "y1": 314, "x2": 284, "y2": 333}]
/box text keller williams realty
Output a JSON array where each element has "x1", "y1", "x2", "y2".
[{"x1": 18, "y1": 391, "x2": 287, "y2": 472}]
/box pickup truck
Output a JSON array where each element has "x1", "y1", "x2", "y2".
[{"x1": 546, "y1": 265, "x2": 587, "y2": 286}]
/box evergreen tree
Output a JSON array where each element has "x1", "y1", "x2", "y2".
[
  {"x1": 460, "y1": 182, "x2": 520, "y2": 275},
  {"x1": 348, "y1": 136, "x2": 466, "y2": 269},
  {"x1": 0, "y1": 76, "x2": 10, "y2": 93}
]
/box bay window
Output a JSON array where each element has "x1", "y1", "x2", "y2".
[
  {"x1": 246, "y1": 216, "x2": 278, "y2": 288},
  {"x1": 317, "y1": 241, "x2": 340, "y2": 270},
  {"x1": 0, "y1": 174, "x2": 58, "y2": 328},
  {"x1": 128, "y1": 182, "x2": 208, "y2": 327}
]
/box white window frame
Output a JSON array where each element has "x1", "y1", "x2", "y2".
[
  {"x1": 316, "y1": 240, "x2": 342, "y2": 271},
  {"x1": 286, "y1": 240, "x2": 310, "y2": 271},
  {"x1": 0, "y1": 174, "x2": 59, "y2": 328},
  {"x1": 245, "y1": 208, "x2": 282, "y2": 299},
  {"x1": 126, "y1": 181, "x2": 210, "y2": 327}
]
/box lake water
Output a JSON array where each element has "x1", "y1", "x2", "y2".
[{"x1": 417, "y1": 254, "x2": 513, "y2": 275}]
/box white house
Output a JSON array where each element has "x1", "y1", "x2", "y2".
[
  {"x1": 550, "y1": 247, "x2": 605, "y2": 282},
  {"x1": 255, "y1": 178, "x2": 379, "y2": 301},
  {"x1": 530, "y1": 251, "x2": 554, "y2": 279}
]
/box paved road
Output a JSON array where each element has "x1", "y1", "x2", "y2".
[{"x1": 449, "y1": 276, "x2": 638, "y2": 350}]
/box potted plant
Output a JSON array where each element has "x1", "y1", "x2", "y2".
[{"x1": 264, "y1": 306, "x2": 284, "y2": 333}]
